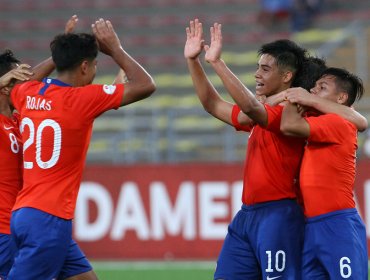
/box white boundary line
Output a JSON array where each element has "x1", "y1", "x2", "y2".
[{"x1": 90, "y1": 260, "x2": 216, "y2": 270}]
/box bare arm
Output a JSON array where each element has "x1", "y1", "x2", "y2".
[
  {"x1": 92, "y1": 19, "x2": 155, "y2": 106},
  {"x1": 285, "y1": 87, "x2": 368, "y2": 131},
  {"x1": 0, "y1": 64, "x2": 33, "y2": 88},
  {"x1": 113, "y1": 69, "x2": 128, "y2": 84},
  {"x1": 205, "y1": 23, "x2": 267, "y2": 126},
  {"x1": 280, "y1": 102, "x2": 310, "y2": 137},
  {"x1": 184, "y1": 19, "x2": 235, "y2": 126}
]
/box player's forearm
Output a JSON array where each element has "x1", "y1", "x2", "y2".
[
  {"x1": 188, "y1": 58, "x2": 219, "y2": 110},
  {"x1": 112, "y1": 47, "x2": 156, "y2": 96},
  {"x1": 281, "y1": 103, "x2": 309, "y2": 137},
  {"x1": 113, "y1": 69, "x2": 128, "y2": 84},
  {"x1": 310, "y1": 97, "x2": 368, "y2": 131},
  {"x1": 210, "y1": 59, "x2": 267, "y2": 125},
  {"x1": 265, "y1": 91, "x2": 286, "y2": 106},
  {"x1": 32, "y1": 57, "x2": 55, "y2": 81}
]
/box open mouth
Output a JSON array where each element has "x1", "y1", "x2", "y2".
[{"x1": 256, "y1": 82, "x2": 264, "y2": 89}]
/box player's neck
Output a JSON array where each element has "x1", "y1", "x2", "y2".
[
  {"x1": 0, "y1": 100, "x2": 12, "y2": 118},
  {"x1": 56, "y1": 71, "x2": 84, "y2": 87}
]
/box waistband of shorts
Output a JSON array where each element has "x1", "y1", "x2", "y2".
[
  {"x1": 241, "y1": 199, "x2": 298, "y2": 211},
  {"x1": 306, "y1": 208, "x2": 358, "y2": 223}
]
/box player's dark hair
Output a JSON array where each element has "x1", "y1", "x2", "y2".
[
  {"x1": 292, "y1": 55, "x2": 327, "y2": 91},
  {"x1": 50, "y1": 33, "x2": 98, "y2": 72},
  {"x1": 258, "y1": 39, "x2": 308, "y2": 78},
  {"x1": 0, "y1": 49, "x2": 20, "y2": 76},
  {"x1": 320, "y1": 67, "x2": 364, "y2": 106}
]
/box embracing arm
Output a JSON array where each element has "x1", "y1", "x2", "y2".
[
  {"x1": 280, "y1": 102, "x2": 310, "y2": 137},
  {"x1": 308, "y1": 97, "x2": 367, "y2": 132},
  {"x1": 285, "y1": 87, "x2": 368, "y2": 132}
]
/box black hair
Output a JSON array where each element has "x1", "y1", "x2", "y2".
[
  {"x1": 50, "y1": 33, "x2": 98, "y2": 72},
  {"x1": 258, "y1": 39, "x2": 308, "y2": 77},
  {"x1": 320, "y1": 67, "x2": 364, "y2": 106},
  {"x1": 292, "y1": 55, "x2": 327, "y2": 91},
  {"x1": 0, "y1": 49, "x2": 20, "y2": 76}
]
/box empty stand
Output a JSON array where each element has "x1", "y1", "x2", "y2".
[{"x1": 0, "y1": 0, "x2": 369, "y2": 163}]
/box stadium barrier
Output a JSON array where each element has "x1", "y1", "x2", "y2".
[{"x1": 73, "y1": 160, "x2": 370, "y2": 259}]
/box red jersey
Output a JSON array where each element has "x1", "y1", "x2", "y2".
[
  {"x1": 0, "y1": 113, "x2": 22, "y2": 234},
  {"x1": 232, "y1": 105, "x2": 305, "y2": 205},
  {"x1": 301, "y1": 114, "x2": 357, "y2": 217},
  {"x1": 11, "y1": 78, "x2": 124, "y2": 219}
]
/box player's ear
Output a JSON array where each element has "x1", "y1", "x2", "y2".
[
  {"x1": 80, "y1": 60, "x2": 90, "y2": 75},
  {"x1": 283, "y1": 71, "x2": 293, "y2": 83},
  {"x1": 337, "y1": 92, "x2": 349, "y2": 105},
  {"x1": 0, "y1": 86, "x2": 10, "y2": 96}
]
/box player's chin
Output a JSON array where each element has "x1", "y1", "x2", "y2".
[{"x1": 255, "y1": 91, "x2": 265, "y2": 99}]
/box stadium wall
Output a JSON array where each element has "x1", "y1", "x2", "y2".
[{"x1": 73, "y1": 161, "x2": 370, "y2": 259}]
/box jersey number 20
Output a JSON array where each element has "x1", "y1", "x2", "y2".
[{"x1": 21, "y1": 117, "x2": 61, "y2": 169}]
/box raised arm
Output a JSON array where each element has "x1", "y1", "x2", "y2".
[
  {"x1": 205, "y1": 23, "x2": 267, "y2": 126},
  {"x1": 32, "y1": 15, "x2": 79, "y2": 81},
  {"x1": 92, "y1": 18, "x2": 155, "y2": 106},
  {"x1": 280, "y1": 102, "x2": 310, "y2": 137},
  {"x1": 184, "y1": 19, "x2": 235, "y2": 125},
  {"x1": 285, "y1": 87, "x2": 368, "y2": 131}
]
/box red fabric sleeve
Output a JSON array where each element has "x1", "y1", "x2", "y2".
[
  {"x1": 305, "y1": 114, "x2": 356, "y2": 144},
  {"x1": 66, "y1": 84, "x2": 124, "y2": 121},
  {"x1": 231, "y1": 105, "x2": 253, "y2": 132},
  {"x1": 264, "y1": 104, "x2": 283, "y2": 134}
]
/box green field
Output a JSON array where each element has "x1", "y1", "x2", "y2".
[
  {"x1": 92, "y1": 261, "x2": 370, "y2": 280},
  {"x1": 92, "y1": 261, "x2": 215, "y2": 280}
]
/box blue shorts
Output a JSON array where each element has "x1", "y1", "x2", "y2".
[
  {"x1": 7, "y1": 208, "x2": 92, "y2": 280},
  {"x1": 214, "y1": 199, "x2": 305, "y2": 280},
  {"x1": 0, "y1": 233, "x2": 17, "y2": 279},
  {"x1": 302, "y1": 208, "x2": 368, "y2": 280}
]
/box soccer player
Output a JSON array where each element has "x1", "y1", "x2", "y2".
[
  {"x1": 7, "y1": 18, "x2": 156, "y2": 280},
  {"x1": 0, "y1": 16, "x2": 79, "y2": 280},
  {"x1": 280, "y1": 68, "x2": 368, "y2": 279},
  {"x1": 184, "y1": 19, "x2": 367, "y2": 280},
  {"x1": 0, "y1": 61, "x2": 33, "y2": 280}
]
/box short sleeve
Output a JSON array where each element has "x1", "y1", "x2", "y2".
[
  {"x1": 264, "y1": 104, "x2": 283, "y2": 133},
  {"x1": 68, "y1": 84, "x2": 124, "y2": 120},
  {"x1": 231, "y1": 105, "x2": 253, "y2": 132},
  {"x1": 305, "y1": 114, "x2": 356, "y2": 144}
]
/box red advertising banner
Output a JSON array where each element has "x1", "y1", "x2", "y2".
[{"x1": 74, "y1": 161, "x2": 370, "y2": 260}]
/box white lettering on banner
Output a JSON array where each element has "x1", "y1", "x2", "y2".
[
  {"x1": 199, "y1": 182, "x2": 229, "y2": 239},
  {"x1": 150, "y1": 181, "x2": 196, "y2": 240},
  {"x1": 75, "y1": 182, "x2": 112, "y2": 241},
  {"x1": 110, "y1": 182, "x2": 150, "y2": 240},
  {"x1": 74, "y1": 180, "x2": 243, "y2": 242},
  {"x1": 364, "y1": 180, "x2": 370, "y2": 237}
]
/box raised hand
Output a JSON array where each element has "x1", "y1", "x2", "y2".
[
  {"x1": 204, "y1": 23, "x2": 222, "y2": 63},
  {"x1": 0, "y1": 64, "x2": 33, "y2": 89},
  {"x1": 92, "y1": 18, "x2": 122, "y2": 56},
  {"x1": 184, "y1": 19, "x2": 204, "y2": 59},
  {"x1": 65, "y1": 15, "x2": 78, "y2": 34}
]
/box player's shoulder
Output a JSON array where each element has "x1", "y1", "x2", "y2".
[
  {"x1": 14, "y1": 80, "x2": 42, "y2": 92},
  {"x1": 264, "y1": 103, "x2": 284, "y2": 112}
]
